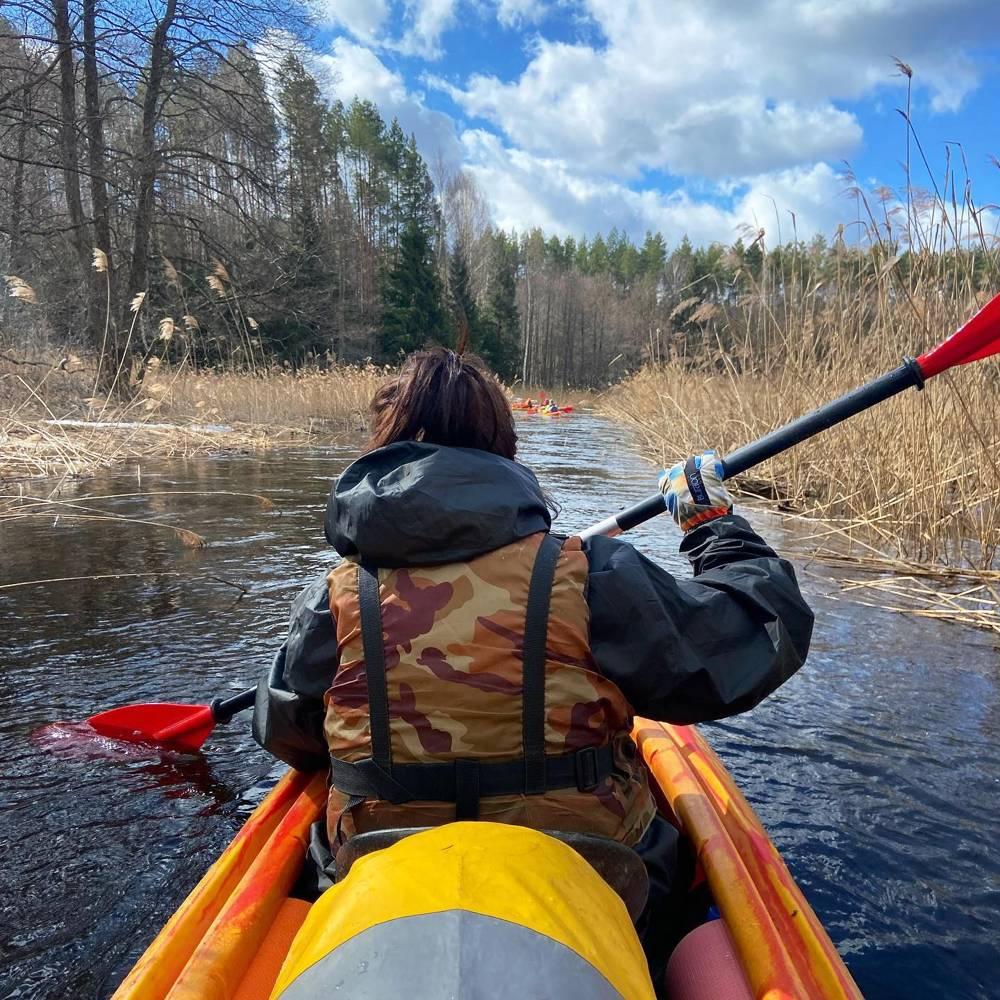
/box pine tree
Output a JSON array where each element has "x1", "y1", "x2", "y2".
[
  {"x1": 448, "y1": 246, "x2": 478, "y2": 354},
  {"x1": 588, "y1": 234, "x2": 609, "y2": 274},
  {"x1": 639, "y1": 231, "x2": 667, "y2": 279},
  {"x1": 277, "y1": 55, "x2": 327, "y2": 220},
  {"x1": 381, "y1": 219, "x2": 447, "y2": 357},
  {"x1": 479, "y1": 232, "x2": 521, "y2": 380},
  {"x1": 400, "y1": 134, "x2": 438, "y2": 235}
]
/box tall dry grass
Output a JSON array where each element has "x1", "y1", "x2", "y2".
[
  {"x1": 0, "y1": 355, "x2": 387, "y2": 483},
  {"x1": 153, "y1": 362, "x2": 387, "y2": 433},
  {"x1": 2, "y1": 257, "x2": 390, "y2": 483},
  {"x1": 606, "y1": 85, "x2": 1000, "y2": 577},
  {"x1": 605, "y1": 265, "x2": 999, "y2": 570}
]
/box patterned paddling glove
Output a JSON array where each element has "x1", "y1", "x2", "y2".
[{"x1": 657, "y1": 450, "x2": 733, "y2": 532}]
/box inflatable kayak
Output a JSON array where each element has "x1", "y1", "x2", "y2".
[
  {"x1": 111, "y1": 721, "x2": 861, "y2": 1000},
  {"x1": 523, "y1": 406, "x2": 574, "y2": 416},
  {"x1": 511, "y1": 399, "x2": 574, "y2": 415}
]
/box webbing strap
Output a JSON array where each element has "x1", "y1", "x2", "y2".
[
  {"x1": 454, "y1": 758, "x2": 481, "y2": 821},
  {"x1": 683, "y1": 455, "x2": 712, "y2": 506},
  {"x1": 522, "y1": 533, "x2": 565, "y2": 795},
  {"x1": 328, "y1": 743, "x2": 614, "y2": 804},
  {"x1": 358, "y1": 562, "x2": 392, "y2": 772}
]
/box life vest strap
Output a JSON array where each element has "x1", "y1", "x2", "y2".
[
  {"x1": 522, "y1": 532, "x2": 565, "y2": 793},
  {"x1": 349, "y1": 532, "x2": 584, "y2": 820},
  {"x1": 328, "y1": 743, "x2": 616, "y2": 808},
  {"x1": 357, "y1": 561, "x2": 392, "y2": 771}
]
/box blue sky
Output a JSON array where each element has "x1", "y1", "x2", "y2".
[{"x1": 308, "y1": 0, "x2": 1000, "y2": 246}]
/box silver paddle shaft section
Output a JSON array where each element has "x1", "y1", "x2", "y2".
[{"x1": 579, "y1": 494, "x2": 668, "y2": 541}]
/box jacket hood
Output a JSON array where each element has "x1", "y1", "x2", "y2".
[{"x1": 325, "y1": 441, "x2": 551, "y2": 567}]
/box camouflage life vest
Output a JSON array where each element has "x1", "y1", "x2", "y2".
[{"x1": 323, "y1": 531, "x2": 657, "y2": 846}]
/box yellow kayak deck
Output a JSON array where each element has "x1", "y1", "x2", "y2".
[{"x1": 112, "y1": 721, "x2": 862, "y2": 999}]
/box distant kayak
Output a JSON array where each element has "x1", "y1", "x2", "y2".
[
  {"x1": 111, "y1": 721, "x2": 860, "y2": 999},
  {"x1": 513, "y1": 403, "x2": 575, "y2": 416}
]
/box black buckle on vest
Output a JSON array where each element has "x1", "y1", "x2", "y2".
[{"x1": 575, "y1": 746, "x2": 601, "y2": 792}]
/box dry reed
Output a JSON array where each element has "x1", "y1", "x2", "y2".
[
  {"x1": 607, "y1": 350, "x2": 999, "y2": 570},
  {"x1": 1, "y1": 352, "x2": 387, "y2": 483},
  {"x1": 832, "y1": 576, "x2": 1000, "y2": 636},
  {"x1": 154, "y1": 362, "x2": 387, "y2": 434},
  {"x1": 606, "y1": 98, "x2": 1000, "y2": 584}
]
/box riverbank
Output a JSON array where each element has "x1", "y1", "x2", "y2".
[
  {"x1": 0, "y1": 355, "x2": 598, "y2": 484},
  {"x1": 0, "y1": 355, "x2": 387, "y2": 483}
]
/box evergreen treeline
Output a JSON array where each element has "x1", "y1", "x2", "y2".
[{"x1": 2, "y1": 8, "x2": 996, "y2": 388}]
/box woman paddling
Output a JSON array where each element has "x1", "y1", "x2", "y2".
[{"x1": 253, "y1": 347, "x2": 813, "y2": 980}]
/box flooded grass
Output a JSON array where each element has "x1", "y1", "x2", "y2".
[{"x1": 0, "y1": 354, "x2": 386, "y2": 484}]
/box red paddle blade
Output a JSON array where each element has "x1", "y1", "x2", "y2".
[
  {"x1": 918, "y1": 291, "x2": 1000, "y2": 378},
  {"x1": 87, "y1": 702, "x2": 215, "y2": 752}
]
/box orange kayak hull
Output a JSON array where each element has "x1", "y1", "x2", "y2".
[{"x1": 112, "y1": 726, "x2": 860, "y2": 999}]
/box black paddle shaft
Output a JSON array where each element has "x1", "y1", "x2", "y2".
[
  {"x1": 580, "y1": 357, "x2": 925, "y2": 540},
  {"x1": 211, "y1": 687, "x2": 257, "y2": 722},
  {"x1": 721, "y1": 358, "x2": 924, "y2": 478}
]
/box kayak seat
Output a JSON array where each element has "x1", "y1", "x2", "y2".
[{"x1": 336, "y1": 826, "x2": 650, "y2": 922}]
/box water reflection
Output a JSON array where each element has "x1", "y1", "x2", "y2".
[
  {"x1": 32, "y1": 723, "x2": 237, "y2": 809},
  {"x1": 1, "y1": 415, "x2": 997, "y2": 999}
]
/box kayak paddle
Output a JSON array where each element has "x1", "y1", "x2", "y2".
[
  {"x1": 84, "y1": 292, "x2": 1000, "y2": 751},
  {"x1": 580, "y1": 291, "x2": 1000, "y2": 540},
  {"x1": 87, "y1": 688, "x2": 256, "y2": 752}
]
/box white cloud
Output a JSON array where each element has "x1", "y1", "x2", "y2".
[
  {"x1": 495, "y1": 0, "x2": 548, "y2": 27},
  {"x1": 314, "y1": 0, "x2": 391, "y2": 43},
  {"x1": 443, "y1": 0, "x2": 1000, "y2": 180},
  {"x1": 389, "y1": 0, "x2": 459, "y2": 59},
  {"x1": 318, "y1": 39, "x2": 464, "y2": 165},
  {"x1": 311, "y1": 0, "x2": 999, "y2": 243},
  {"x1": 314, "y1": 0, "x2": 459, "y2": 60},
  {"x1": 461, "y1": 129, "x2": 850, "y2": 245}
]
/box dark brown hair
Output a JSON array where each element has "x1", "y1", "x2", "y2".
[{"x1": 368, "y1": 348, "x2": 518, "y2": 459}]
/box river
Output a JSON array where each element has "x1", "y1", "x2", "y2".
[{"x1": 1, "y1": 413, "x2": 997, "y2": 999}]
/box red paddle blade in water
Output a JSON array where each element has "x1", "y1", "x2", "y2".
[
  {"x1": 918, "y1": 291, "x2": 1000, "y2": 378},
  {"x1": 86, "y1": 702, "x2": 216, "y2": 752}
]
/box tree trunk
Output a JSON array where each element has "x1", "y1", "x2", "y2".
[
  {"x1": 8, "y1": 95, "x2": 28, "y2": 272},
  {"x1": 82, "y1": 0, "x2": 115, "y2": 350},
  {"x1": 123, "y1": 0, "x2": 177, "y2": 330},
  {"x1": 82, "y1": 0, "x2": 111, "y2": 257},
  {"x1": 51, "y1": 0, "x2": 90, "y2": 274}
]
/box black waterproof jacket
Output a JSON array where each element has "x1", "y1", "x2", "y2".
[{"x1": 253, "y1": 442, "x2": 814, "y2": 771}]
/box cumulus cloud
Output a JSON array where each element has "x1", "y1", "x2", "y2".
[
  {"x1": 314, "y1": 0, "x2": 391, "y2": 44},
  {"x1": 443, "y1": 0, "x2": 1000, "y2": 179},
  {"x1": 461, "y1": 129, "x2": 850, "y2": 245},
  {"x1": 312, "y1": 0, "x2": 999, "y2": 242},
  {"x1": 315, "y1": 0, "x2": 460, "y2": 60},
  {"x1": 317, "y1": 39, "x2": 464, "y2": 165},
  {"x1": 394, "y1": 0, "x2": 459, "y2": 59},
  {"x1": 494, "y1": 0, "x2": 549, "y2": 28}
]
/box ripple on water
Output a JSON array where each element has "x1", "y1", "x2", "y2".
[{"x1": 1, "y1": 414, "x2": 998, "y2": 999}]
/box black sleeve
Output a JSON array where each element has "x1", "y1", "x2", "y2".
[
  {"x1": 585, "y1": 514, "x2": 813, "y2": 724},
  {"x1": 251, "y1": 573, "x2": 338, "y2": 771}
]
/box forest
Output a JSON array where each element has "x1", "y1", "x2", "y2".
[{"x1": 1, "y1": 3, "x2": 998, "y2": 396}]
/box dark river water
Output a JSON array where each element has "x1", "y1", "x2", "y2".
[{"x1": 1, "y1": 413, "x2": 998, "y2": 999}]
